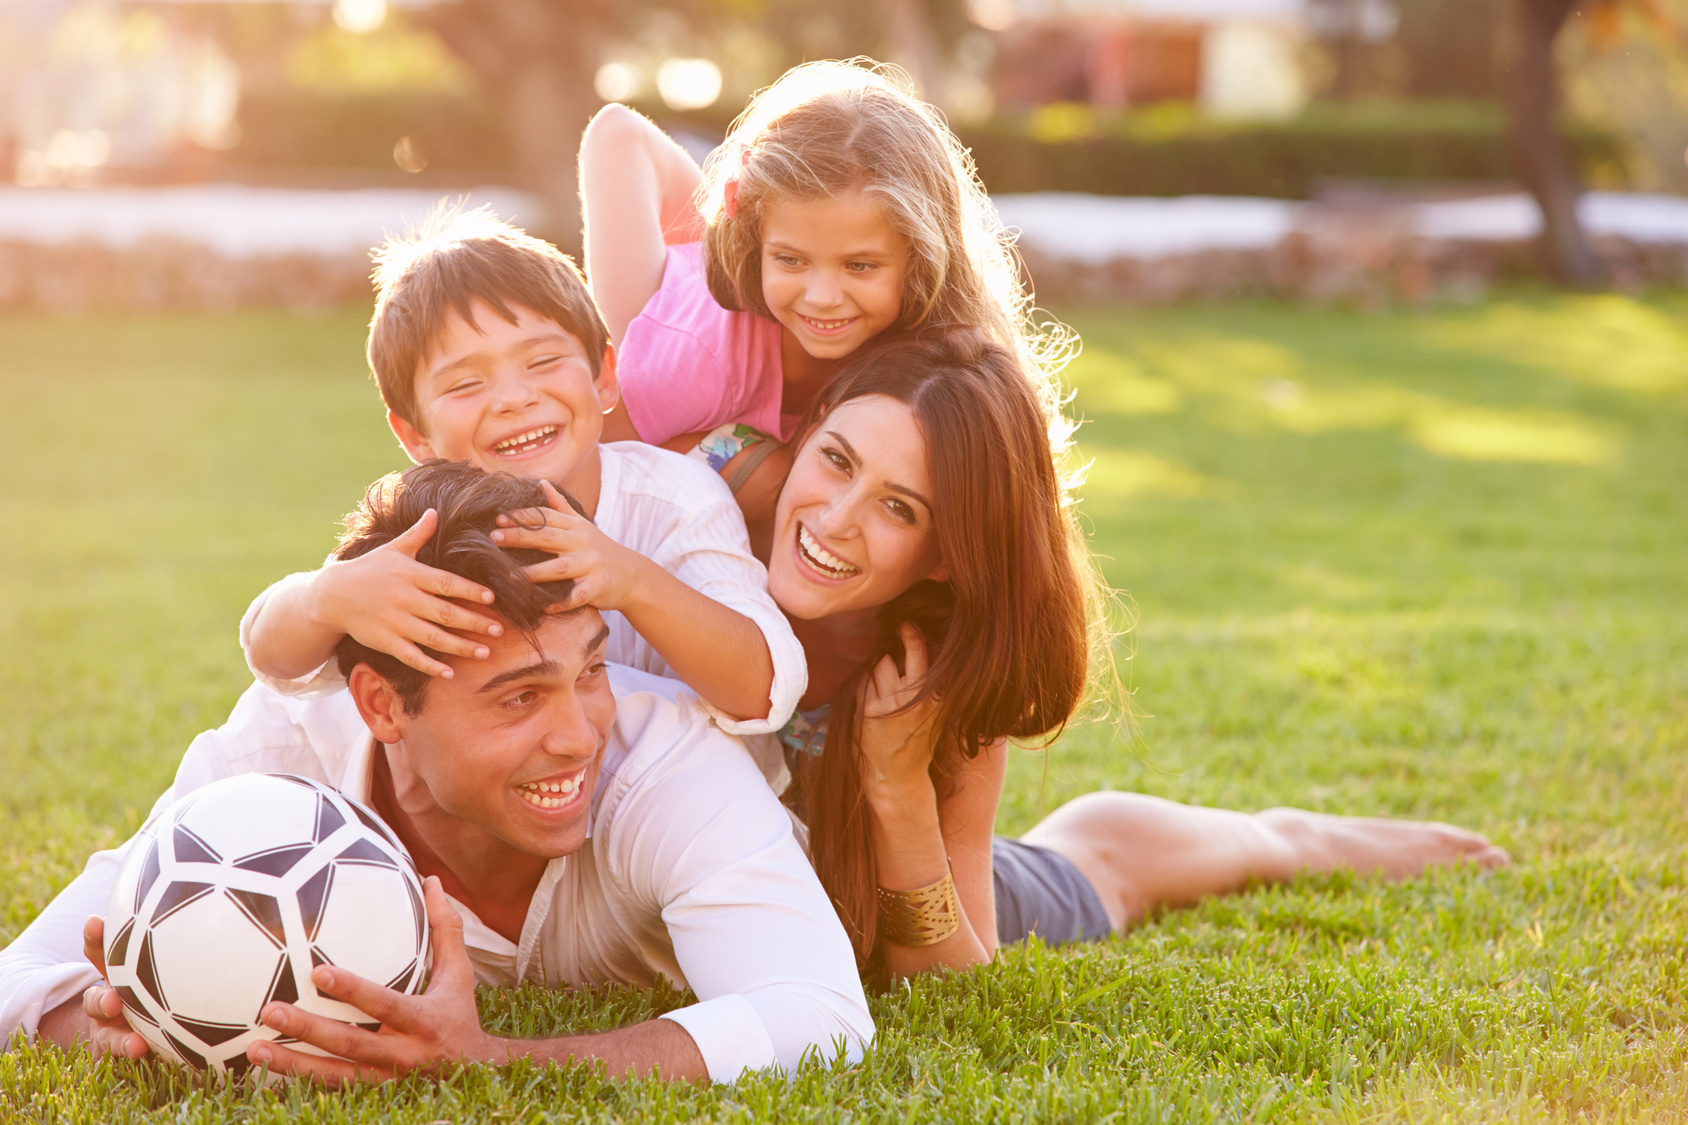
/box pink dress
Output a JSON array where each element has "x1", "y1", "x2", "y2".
[{"x1": 617, "y1": 242, "x2": 800, "y2": 445}]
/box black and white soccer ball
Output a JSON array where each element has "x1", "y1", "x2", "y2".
[{"x1": 102, "y1": 773, "x2": 430, "y2": 1080}]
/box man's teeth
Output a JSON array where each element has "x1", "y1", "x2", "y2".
[
  {"x1": 798, "y1": 524, "x2": 859, "y2": 577},
  {"x1": 493, "y1": 426, "x2": 557, "y2": 454},
  {"x1": 519, "y1": 775, "x2": 582, "y2": 808}
]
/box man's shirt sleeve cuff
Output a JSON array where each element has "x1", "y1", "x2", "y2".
[
  {"x1": 658, "y1": 994, "x2": 778, "y2": 1083},
  {"x1": 2, "y1": 963, "x2": 101, "y2": 1046}
]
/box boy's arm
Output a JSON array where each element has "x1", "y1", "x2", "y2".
[
  {"x1": 580, "y1": 102, "x2": 706, "y2": 348},
  {"x1": 493, "y1": 483, "x2": 777, "y2": 724},
  {"x1": 245, "y1": 509, "x2": 505, "y2": 688}
]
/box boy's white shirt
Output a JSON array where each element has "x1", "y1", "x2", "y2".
[
  {"x1": 239, "y1": 442, "x2": 805, "y2": 741},
  {"x1": 0, "y1": 665, "x2": 870, "y2": 1082}
]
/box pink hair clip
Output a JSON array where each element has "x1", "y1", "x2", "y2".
[{"x1": 721, "y1": 141, "x2": 748, "y2": 220}]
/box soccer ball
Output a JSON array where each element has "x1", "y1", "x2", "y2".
[{"x1": 102, "y1": 773, "x2": 431, "y2": 1080}]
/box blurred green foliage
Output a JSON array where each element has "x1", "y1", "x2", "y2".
[{"x1": 225, "y1": 89, "x2": 1628, "y2": 198}]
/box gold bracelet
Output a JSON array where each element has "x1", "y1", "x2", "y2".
[{"x1": 876, "y1": 869, "x2": 960, "y2": 947}]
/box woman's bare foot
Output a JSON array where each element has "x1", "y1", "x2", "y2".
[{"x1": 1256, "y1": 807, "x2": 1510, "y2": 881}]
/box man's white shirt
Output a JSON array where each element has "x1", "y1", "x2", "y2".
[
  {"x1": 239, "y1": 442, "x2": 807, "y2": 738},
  {"x1": 0, "y1": 666, "x2": 870, "y2": 1082}
]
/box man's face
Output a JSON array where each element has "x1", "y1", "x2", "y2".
[
  {"x1": 376, "y1": 609, "x2": 616, "y2": 860},
  {"x1": 389, "y1": 300, "x2": 616, "y2": 490}
]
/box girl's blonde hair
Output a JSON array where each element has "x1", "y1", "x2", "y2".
[{"x1": 699, "y1": 59, "x2": 1076, "y2": 448}]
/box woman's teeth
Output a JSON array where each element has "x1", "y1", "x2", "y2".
[
  {"x1": 493, "y1": 426, "x2": 557, "y2": 455},
  {"x1": 797, "y1": 524, "x2": 859, "y2": 578},
  {"x1": 519, "y1": 775, "x2": 582, "y2": 809}
]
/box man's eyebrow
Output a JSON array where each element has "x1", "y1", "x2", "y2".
[
  {"x1": 825, "y1": 430, "x2": 934, "y2": 516},
  {"x1": 583, "y1": 622, "x2": 611, "y2": 658},
  {"x1": 476, "y1": 661, "x2": 560, "y2": 694}
]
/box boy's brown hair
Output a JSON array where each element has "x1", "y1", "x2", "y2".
[{"x1": 368, "y1": 205, "x2": 610, "y2": 431}]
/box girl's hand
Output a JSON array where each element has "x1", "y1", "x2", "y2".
[
  {"x1": 310, "y1": 509, "x2": 503, "y2": 679},
  {"x1": 859, "y1": 623, "x2": 943, "y2": 795},
  {"x1": 493, "y1": 481, "x2": 645, "y2": 614}
]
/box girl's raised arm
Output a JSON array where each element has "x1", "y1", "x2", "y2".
[{"x1": 578, "y1": 103, "x2": 707, "y2": 348}]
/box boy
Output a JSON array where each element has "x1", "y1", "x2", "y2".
[{"x1": 242, "y1": 207, "x2": 802, "y2": 736}]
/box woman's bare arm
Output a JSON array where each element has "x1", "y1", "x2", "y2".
[
  {"x1": 860, "y1": 629, "x2": 1005, "y2": 978},
  {"x1": 578, "y1": 103, "x2": 707, "y2": 347}
]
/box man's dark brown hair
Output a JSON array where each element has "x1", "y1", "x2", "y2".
[
  {"x1": 332, "y1": 459, "x2": 587, "y2": 714},
  {"x1": 367, "y1": 205, "x2": 611, "y2": 430}
]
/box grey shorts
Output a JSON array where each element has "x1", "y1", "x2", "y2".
[{"x1": 992, "y1": 836, "x2": 1113, "y2": 947}]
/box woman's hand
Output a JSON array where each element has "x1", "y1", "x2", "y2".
[{"x1": 859, "y1": 623, "x2": 943, "y2": 796}]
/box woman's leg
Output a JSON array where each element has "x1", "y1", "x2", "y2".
[{"x1": 1021, "y1": 793, "x2": 1509, "y2": 932}]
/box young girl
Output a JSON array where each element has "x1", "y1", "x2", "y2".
[{"x1": 579, "y1": 58, "x2": 1072, "y2": 524}]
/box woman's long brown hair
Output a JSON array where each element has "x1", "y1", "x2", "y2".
[{"x1": 794, "y1": 327, "x2": 1092, "y2": 966}]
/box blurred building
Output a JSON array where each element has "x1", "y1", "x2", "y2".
[{"x1": 981, "y1": 0, "x2": 1310, "y2": 119}]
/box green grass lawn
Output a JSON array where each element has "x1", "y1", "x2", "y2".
[{"x1": 2, "y1": 293, "x2": 1686, "y2": 1122}]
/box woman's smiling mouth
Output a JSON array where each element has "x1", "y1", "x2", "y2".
[
  {"x1": 797, "y1": 522, "x2": 860, "y2": 579},
  {"x1": 491, "y1": 425, "x2": 559, "y2": 457}
]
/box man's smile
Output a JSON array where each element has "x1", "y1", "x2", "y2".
[{"x1": 516, "y1": 767, "x2": 588, "y2": 811}]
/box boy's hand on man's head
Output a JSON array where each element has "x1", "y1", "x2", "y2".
[
  {"x1": 493, "y1": 480, "x2": 651, "y2": 615},
  {"x1": 310, "y1": 508, "x2": 506, "y2": 679}
]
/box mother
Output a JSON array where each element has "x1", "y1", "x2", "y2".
[{"x1": 672, "y1": 324, "x2": 1505, "y2": 979}]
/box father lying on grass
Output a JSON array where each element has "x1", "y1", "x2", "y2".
[{"x1": 0, "y1": 461, "x2": 873, "y2": 1084}]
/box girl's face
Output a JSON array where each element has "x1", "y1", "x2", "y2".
[
  {"x1": 759, "y1": 192, "x2": 910, "y2": 361},
  {"x1": 768, "y1": 394, "x2": 947, "y2": 622}
]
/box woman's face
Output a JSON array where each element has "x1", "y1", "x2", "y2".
[{"x1": 768, "y1": 395, "x2": 947, "y2": 622}]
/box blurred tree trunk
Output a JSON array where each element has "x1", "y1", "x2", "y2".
[
  {"x1": 1505, "y1": 0, "x2": 1600, "y2": 284},
  {"x1": 878, "y1": 0, "x2": 943, "y2": 105},
  {"x1": 420, "y1": 0, "x2": 608, "y2": 252}
]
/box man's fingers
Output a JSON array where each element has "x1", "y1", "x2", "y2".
[
  {"x1": 420, "y1": 877, "x2": 478, "y2": 993},
  {"x1": 248, "y1": 1037, "x2": 388, "y2": 1088},
  {"x1": 260, "y1": 1000, "x2": 396, "y2": 1067},
  {"x1": 81, "y1": 915, "x2": 108, "y2": 979},
  {"x1": 306, "y1": 966, "x2": 411, "y2": 1032},
  {"x1": 389, "y1": 509, "x2": 440, "y2": 559},
  {"x1": 82, "y1": 984, "x2": 122, "y2": 1023}
]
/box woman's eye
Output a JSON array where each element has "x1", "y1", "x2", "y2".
[
  {"x1": 885, "y1": 498, "x2": 915, "y2": 524},
  {"x1": 821, "y1": 447, "x2": 850, "y2": 472}
]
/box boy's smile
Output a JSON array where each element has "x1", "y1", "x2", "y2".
[{"x1": 388, "y1": 301, "x2": 618, "y2": 506}]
